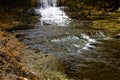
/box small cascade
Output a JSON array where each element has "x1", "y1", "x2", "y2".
[
  {"x1": 40, "y1": 0, "x2": 57, "y2": 8},
  {"x1": 37, "y1": 0, "x2": 71, "y2": 26}
]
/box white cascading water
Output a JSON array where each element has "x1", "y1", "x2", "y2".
[{"x1": 37, "y1": 0, "x2": 71, "y2": 26}]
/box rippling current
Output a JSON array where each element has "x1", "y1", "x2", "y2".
[{"x1": 13, "y1": 20, "x2": 120, "y2": 80}]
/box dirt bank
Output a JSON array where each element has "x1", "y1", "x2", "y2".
[{"x1": 0, "y1": 30, "x2": 44, "y2": 80}]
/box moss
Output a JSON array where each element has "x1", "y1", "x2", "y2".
[{"x1": 92, "y1": 20, "x2": 120, "y2": 31}]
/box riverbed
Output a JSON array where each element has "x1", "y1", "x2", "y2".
[{"x1": 12, "y1": 20, "x2": 120, "y2": 80}]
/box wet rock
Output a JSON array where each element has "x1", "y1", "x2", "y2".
[
  {"x1": 27, "y1": 7, "x2": 41, "y2": 16},
  {"x1": 114, "y1": 33, "x2": 120, "y2": 38},
  {"x1": 21, "y1": 50, "x2": 68, "y2": 80},
  {"x1": 59, "y1": 0, "x2": 120, "y2": 11},
  {"x1": 8, "y1": 24, "x2": 35, "y2": 31},
  {"x1": 0, "y1": 0, "x2": 40, "y2": 31},
  {"x1": 70, "y1": 12, "x2": 88, "y2": 20},
  {"x1": 17, "y1": 77, "x2": 29, "y2": 80}
]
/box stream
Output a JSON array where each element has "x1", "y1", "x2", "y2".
[
  {"x1": 12, "y1": 0, "x2": 120, "y2": 79},
  {"x1": 13, "y1": 21, "x2": 120, "y2": 80}
]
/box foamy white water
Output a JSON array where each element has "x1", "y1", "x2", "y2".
[
  {"x1": 81, "y1": 34, "x2": 97, "y2": 43},
  {"x1": 51, "y1": 34, "x2": 97, "y2": 53},
  {"x1": 81, "y1": 34, "x2": 96, "y2": 50},
  {"x1": 38, "y1": 0, "x2": 71, "y2": 26}
]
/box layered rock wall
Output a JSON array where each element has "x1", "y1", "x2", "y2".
[{"x1": 59, "y1": 0, "x2": 120, "y2": 11}]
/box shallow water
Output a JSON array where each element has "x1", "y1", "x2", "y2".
[{"x1": 13, "y1": 21, "x2": 120, "y2": 80}]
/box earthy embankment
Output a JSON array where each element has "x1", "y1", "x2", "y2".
[
  {"x1": 0, "y1": 0, "x2": 41, "y2": 79},
  {"x1": 0, "y1": 31, "x2": 44, "y2": 80}
]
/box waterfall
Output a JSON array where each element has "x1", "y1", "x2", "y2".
[
  {"x1": 37, "y1": 0, "x2": 71, "y2": 26},
  {"x1": 40, "y1": 0, "x2": 57, "y2": 8}
]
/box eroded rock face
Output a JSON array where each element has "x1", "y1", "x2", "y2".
[
  {"x1": 0, "y1": 0, "x2": 40, "y2": 31},
  {"x1": 59, "y1": 0, "x2": 120, "y2": 11}
]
